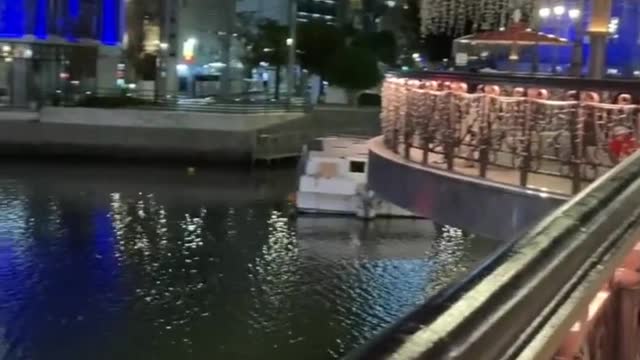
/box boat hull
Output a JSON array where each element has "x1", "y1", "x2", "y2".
[{"x1": 296, "y1": 191, "x2": 417, "y2": 219}]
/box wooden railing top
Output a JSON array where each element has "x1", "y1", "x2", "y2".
[{"x1": 393, "y1": 70, "x2": 640, "y2": 93}]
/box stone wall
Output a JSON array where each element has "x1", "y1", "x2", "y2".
[
  {"x1": 0, "y1": 106, "x2": 382, "y2": 163},
  {"x1": 0, "y1": 121, "x2": 256, "y2": 163},
  {"x1": 40, "y1": 107, "x2": 302, "y2": 132}
]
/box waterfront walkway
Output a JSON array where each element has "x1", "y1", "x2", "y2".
[{"x1": 405, "y1": 146, "x2": 583, "y2": 195}]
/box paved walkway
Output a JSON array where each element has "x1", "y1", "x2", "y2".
[{"x1": 403, "y1": 147, "x2": 585, "y2": 196}]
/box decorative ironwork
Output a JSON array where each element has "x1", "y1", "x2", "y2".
[{"x1": 381, "y1": 76, "x2": 640, "y2": 194}]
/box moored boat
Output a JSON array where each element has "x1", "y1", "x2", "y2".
[{"x1": 296, "y1": 137, "x2": 416, "y2": 219}]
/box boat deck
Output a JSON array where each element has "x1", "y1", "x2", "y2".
[{"x1": 307, "y1": 137, "x2": 370, "y2": 159}]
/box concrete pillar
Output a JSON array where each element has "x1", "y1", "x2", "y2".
[
  {"x1": 155, "y1": 53, "x2": 178, "y2": 99},
  {"x1": 96, "y1": 46, "x2": 122, "y2": 93},
  {"x1": 10, "y1": 58, "x2": 29, "y2": 107},
  {"x1": 587, "y1": 0, "x2": 612, "y2": 79},
  {"x1": 588, "y1": 32, "x2": 608, "y2": 79}
]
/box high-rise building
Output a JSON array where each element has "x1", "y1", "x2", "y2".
[
  {"x1": 297, "y1": 0, "x2": 349, "y2": 25},
  {"x1": 0, "y1": 0, "x2": 124, "y2": 106},
  {"x1": 236, "y1": 0, "x2": 289, "y2": 24},
  {"x1": 153, "y1": 0, "x2": 248, "y2": 96}
]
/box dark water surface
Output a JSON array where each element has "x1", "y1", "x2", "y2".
[{"x1": 0, "y1": 163, "x2": 499, "y2": 360}]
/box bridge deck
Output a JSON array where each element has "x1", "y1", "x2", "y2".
[{"x1": 403, "y1": 147, "x2": 586, "y2": 196}]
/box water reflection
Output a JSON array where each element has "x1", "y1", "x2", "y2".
[{"x1": 0, "y1": 162, "x2": 499, "y2": 360}]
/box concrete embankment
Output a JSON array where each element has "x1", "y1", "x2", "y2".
[{"x1": 0, "y1": 106, "x2": 380, "y2": 163}]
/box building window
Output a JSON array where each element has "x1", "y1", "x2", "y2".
[{"x1": 350, "y1": 161, "x2": 366, "y2": 173}]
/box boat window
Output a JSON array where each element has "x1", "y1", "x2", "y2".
[{"x1": 350, "y1": 161, "x2": 366, "y2": 174}]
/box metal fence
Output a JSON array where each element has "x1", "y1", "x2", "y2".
[
  {"x1": 52, "y1": 88, "x2": 309, "y2": 114},
  {"x1": 382, "y1": 73, "x2": 640, "y2": 194},
  {"x1": 254, "y1": 127, "x2": 379, "y2": 162}
]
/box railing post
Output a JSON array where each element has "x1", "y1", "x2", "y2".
[
  {"x1": 445, "y1": 92, "x2": 455, "y2": 170},
  {"x1": 404, "y1": 103, "x2": 412, "y2": 159},
  {"x1": 392, "y1": 127, "x2": 399, "y2": 154},
  {"x1": 520, "y1": 97, "x2": 532, "y2": 187},
  {"x1": 421, "y1": 91, "x2": 434, "y2": 166},
  {"x1": 478, "y1": 95, "x2": 490, "y2": 178},
  {"x1": 569, "y1": 102, "x2": 582, "y2": 194}
]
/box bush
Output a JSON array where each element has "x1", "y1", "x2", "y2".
[
  {"x1": 326, "y1": 46, "x2": 382, "y2": 93},
  {"x1": 358, "y1": 93, "x2": 381, "y2": 107}
]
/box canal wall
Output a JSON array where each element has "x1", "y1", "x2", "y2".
[
  {"x1": 0, "y1": 120, "x2": 258, "y2": 162},
  {"x1": 368, "y1": 137, "x2": 568, "y2": 241},
  {"x1": 40, "y1": 107, "x2": 301, "y2": 132},
  {"x1": 0, "y1": 106, "x2": 381, "y2": 163}
]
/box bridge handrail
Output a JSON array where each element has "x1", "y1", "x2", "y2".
[
  {"x1": 395, "y1": 70, "x2": 640, "y2": 93},
  {"x1": 382, "y1": 75, "x2": 640, "y2": 194},
  {"x1": 349, "y1": 150, "x2": 640, "y2": 359}
]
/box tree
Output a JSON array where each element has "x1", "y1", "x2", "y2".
[
  {"x1": 297, "y1": 22, "x2": 346, "y2": 82},
  {"x1": 245, "y1": 20, "x2": 288, "y2": 99},
  {"x1": 326, "y1": 46, "x2": 382, "y2": 104},
  {"x1": 138, "y1": 53, "x2": 157, "y2": 81},
  {"x1": 352, "y1": 30, "x2": 398, "y2": 65}
]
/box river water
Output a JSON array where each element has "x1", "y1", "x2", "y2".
[{"x1": 0, "y1": 162, "x2": 499, "y2": 360}]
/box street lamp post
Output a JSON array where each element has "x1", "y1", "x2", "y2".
[
  {"x1": 569, "y1": 0, "x2": 584, "y2": 76},
  {"x1": 536, "y1": 3, "x2": 583, "y2": 76},
  {"x1": 533, "y1": 6, "x2": 551, "y2": 74},
  {"x1": 287, "y1": 0, "x2": 297, "y2": 102},
  {"x1": 552, "y1": 5, "x2": 565, "y2": 73}
]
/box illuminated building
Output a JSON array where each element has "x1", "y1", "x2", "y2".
[
  {"x1": 297, "y1": 0, "x2": 348, "y2": 25},
  {"x1": 536, "y1": 0, "x2": 640, "y2": 76},
  {"x1": 165, "y1": 0, "x2": 248, "y2": 96},
  {"x1": 236, "y1": 0, "x2": 289, "y2": 23},
  {"x1": 0, "y1": 0, "x2": 124, "y2": 106}
]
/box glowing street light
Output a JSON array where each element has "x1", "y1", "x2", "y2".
[
  {"x1": 568, "y1": 8, "x2": 581, "y2": 20},
  {"x1": 539, "y1": 7, "x2": 551, "y2": 19},
  {"x1": 553, "y1": 5, "x2": 566, "y2": 16}
]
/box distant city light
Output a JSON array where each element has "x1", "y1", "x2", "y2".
[
  {"x1": 553, "y1": 5, "x2": 565, "y2": 16},
  {"x1": 608, "y1": 17, "x2": 620, "y2": 34},
  {"x1": 568, "y1": 9, "x2": 581, "y2": 20},
  {"x1": 176, "y1": 64, "x2": 189, "y2": 75},
  {"x1": 538, "y1": 7, "x2": 551, "y2": 18},
  {"x1": 183, "y1": 38, "x2": 197, "y2": 62}
]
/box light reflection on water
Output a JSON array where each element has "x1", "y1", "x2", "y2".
[{"x1": 0, "y1": 163, "x2": 499, "y2": 360}]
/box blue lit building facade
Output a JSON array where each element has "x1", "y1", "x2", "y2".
[
  {"x1": 534, "y1": 0, "x2": 640, "y2": 76},
  {"x1": 0, "y1": 0, "x2": 124, "y2": 106}
]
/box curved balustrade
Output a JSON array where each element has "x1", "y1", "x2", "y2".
[
  {"x1": 348, "y1": 72, "x2": 640, "y2": 360},
  {"x1": 354, "y1": 134, "x2": 640, "y2": 360},
  {"x1": 381, "y1": 75, "x2": 640, "y2": 194}
]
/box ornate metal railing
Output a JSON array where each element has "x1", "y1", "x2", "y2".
[{"x1": 381, "y1": 73, "x2": 640, "y2": 194}]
